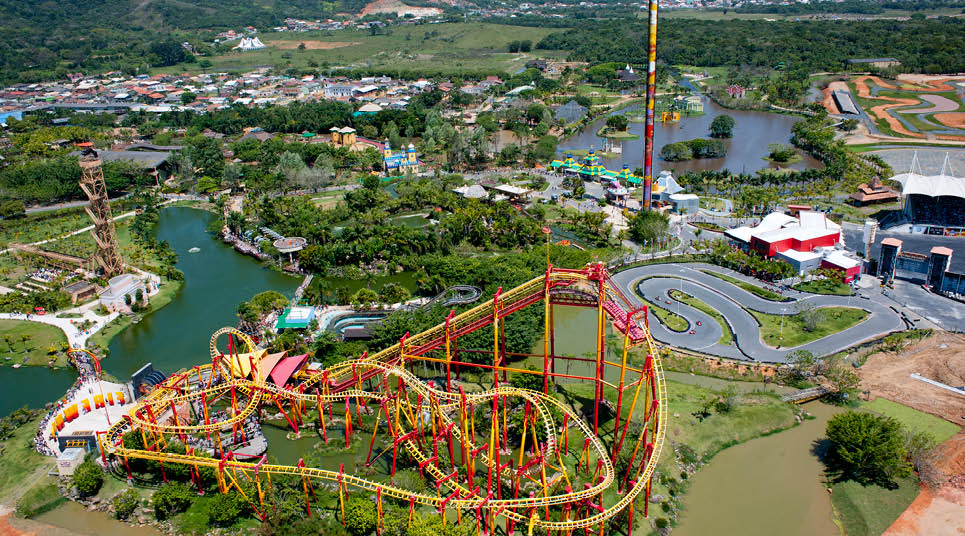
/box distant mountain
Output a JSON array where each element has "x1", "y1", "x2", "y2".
[{"x1": 0, "y1": 0, "x2": 371, "y2": 84}]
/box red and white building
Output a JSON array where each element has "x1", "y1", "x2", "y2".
[{"x1": 726, "y1": 211, "x2": 861, "y2": 282}]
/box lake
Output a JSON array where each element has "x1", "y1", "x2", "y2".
[{"x1": 558, "y1": 96, "x2": 821, "y2": 175}]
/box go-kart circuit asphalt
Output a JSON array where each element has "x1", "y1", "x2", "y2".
[{"x1": 611, "y1": 263, "x2": 905, "y2": 363}]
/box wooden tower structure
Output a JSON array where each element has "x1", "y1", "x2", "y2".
[{"x1": 78, "y1": 149, "x2": 123, "y2": 277}]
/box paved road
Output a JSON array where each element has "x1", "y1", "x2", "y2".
[{"x1": 611, "y1": 263, "x2": 905, "y2": 363}]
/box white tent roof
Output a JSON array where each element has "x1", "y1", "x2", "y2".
[{"x1": 896, "y1": 173, "x2": 965, "y2": 199}]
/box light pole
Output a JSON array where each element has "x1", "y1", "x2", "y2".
[{"x1": 780, "y1": 307, "x2": 786, "y2": 339}]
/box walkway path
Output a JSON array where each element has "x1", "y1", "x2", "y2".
[
  {"x1": 0, "y1": 307, "x2": 119, "y2": 349},
  {"x1": 611, "y1": 262, "x2": 905, "y2": 362}
]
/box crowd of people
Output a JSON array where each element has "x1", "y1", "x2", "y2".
[{"x1": 29, "y1": 267, "x2": 63, "y2": 283}]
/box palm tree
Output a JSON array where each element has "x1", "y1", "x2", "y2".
[
  {"x1": 21, "y1": 334, "x2": 31, "y2": 354},
  {"x1": 4, "y1": 335, "x2": 12, "y2": 354}
]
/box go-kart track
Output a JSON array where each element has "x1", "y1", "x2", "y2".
[
  {"x1": 97, "y1": 265, "x2": 667, "y2": 535},
  {"x1": 612, "y1": 263, "x2": 905, "y2": 362}
]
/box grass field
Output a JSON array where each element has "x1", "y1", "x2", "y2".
[
  {"x1": 641, "y1": 296, "x2": 689, "y2": 332},
  {"x1": 163, "y1": 23, "x2": 558, "y2": 76},
  {"x1": 859, "y1": 397, "x2": 960, "y2": 442},
  {"x1": 701, "y1": 270, "x2": 791, "y2": 302},
  {"x1": 793, "y1": 278, "x2": 852, "y2": 296},
  {"x1": 0, "y1": 320, "x2": 69, "y2": 367},
  {"x1": 830, "y1": 476, "x2": 919, "y2": 536},
  {"x1": 0, "y1": 416, "x2": 56, "y2": 505},
  {"x1": 751, "y1": 307, "x2": 868, "y2": 348},
  {"x1": 669, "y1": 289, "x2": 733, "y2": 345}
]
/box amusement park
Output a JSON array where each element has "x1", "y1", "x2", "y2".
[{"x1": 43, "y1": 264, "x2": 665, "y2": 535}]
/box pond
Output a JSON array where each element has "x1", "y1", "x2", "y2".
[
  {"x1": 558, "y1": 97, "x2": 822, "y2": 176},
  {"x1": 672, "y1": 401, "x2": 842, "y2": 536},
  {"x1": 34, "y1": 500, "x2": 163, "y2": 536},
  {"x1": 0, "y1": 207, "x2": 301, "y2": 417},
  {"x1": 105, "y1": 207, "x2": 301, "y2": 379}
]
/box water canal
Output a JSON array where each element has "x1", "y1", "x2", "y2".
[{"x1": 558, "y1": 95, "x2": 821, "y2": 175}]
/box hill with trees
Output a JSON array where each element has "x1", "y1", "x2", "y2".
[{"x1": 0, "y1": 0, "x2": 373, "y2": 84}]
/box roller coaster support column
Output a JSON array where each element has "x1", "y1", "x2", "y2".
[
  {"x1": 613, "y1": 306, "x2": 646, "y2": 461},
  {"x1": 642, "y1": 0, "x2": 659, "y2": 209},
  {"x1": 489, "y1": 288, "x2": 502, "y2": 498},
  {"x1": 593, "y1": 269, "x2": 605, "y2": 436},
  {"x1": 543, "y1": 266, "x2": 552, "y2": 394},
  {"x1": 445, "y1": 309, "x2": 455, "y2": 393},
  {"x1": 614, "y1": 352, "x2": 651, "y2": 486},
  {"x1": 315, "y1": 388, "x2": 327, "y2": 443}
]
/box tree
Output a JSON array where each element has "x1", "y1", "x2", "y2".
[
  {"x1": 0, "y1": 200, "x2": 25, "y2": 219},
  {"x1": 72, "y1": 460, "x2": 104, "y2": 496},
  {"x1": 351, "y1": 288, "x2": 379, "y2": 309},
  {"x1": 660, "y1": 141, "x2": 693, "y2": 162},
  {"x1": 152, "y1": 482, "x2": 193, "y2": 520},
  {"x1": 605, "y1": 114, "x2": 629, "y2": 131},
  {"x1": 379, "y1": 283, "x2": 411, "y2": 305},
  {"x1": 180, "y1": 92, "x2": 197, "y2": 105},
  {"x1": 710, "y1": 115, "x2": 735, "y2": 138},
  {"x1": 344, "y1": 497, "x2": 377, "y2": 536},
  {"x1": 839, "y1": 118, "x2": 859, "y2": 132},
  {"x1": 825, "y1": 411, "x2": 911, "y2": 486},
  {"x1": 627, "y1": 210, "x2": 669, "y2": 245}
]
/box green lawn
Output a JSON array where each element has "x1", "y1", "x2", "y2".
[
  {"x1": 0, "y1": 416, "x2": 56, "y2": 504},
  {"x1": 830, "y1": 476, "x2": 919, "y2": 536},
  {"x1": 669, "y1": 289, "x2": 733, "y2": 345},
  {"x1": 701, "y1": 270, "x2": 791, "y2": 302},
  {"x1": 750, "y1": 307, "x2": 868, "y2": 348},
  {"x1": 0, "y1": 320, "x2": 69, "y2": 367},
  {"x1": 793, "y1": 278, "x2": 852, "y2": 296},
  {"x1": 640, "y1": 297, "x2": 689, "y2": 332},
  {"x1": 859, "y1": 397, "x2": 959, "y2": 443},
  {"x1": 160, "y1": 23, "x2": 558, "y2": 77}
]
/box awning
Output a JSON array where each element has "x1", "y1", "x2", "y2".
[
  {"x1": 269, "y1": 353, "x2": 310, "y2": 385},
  {"x1": 255, "y1": 351, "x2": 287, "y2": 381}
]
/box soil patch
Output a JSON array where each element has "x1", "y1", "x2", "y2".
[
  {"x1": 857, "y1": 332, "x2": 965, "y2": 423},
  {"x1": 935, "y1": 112, "x2": 965, "y2": 129},
  {"x1": 360, "y1": 0, "x2": 443, "y2": 16},
  {"x1": 882, "y1": 433, "x2": 965, "y2": 536},
  {"x1": 266, "y1": 40, "x2": 359, "y2": 50}
]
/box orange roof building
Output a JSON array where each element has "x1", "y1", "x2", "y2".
[{"x1": 850, "y1": 177, "x2": 900, "y2": 206}]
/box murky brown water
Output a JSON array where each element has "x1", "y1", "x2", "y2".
[
  {"x1": 34, "y1": 500, "x2": 163, "y2": 535},
  {"x1": 558, "y1": 97, "x2": 822, "y2": 175},
  {"x1": 673, "y1": 401, "x2": 843, "y2": 536}
]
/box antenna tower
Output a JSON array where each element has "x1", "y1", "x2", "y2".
[{"x1": 78, "y1": 151, "x2": 123, "y2": 277}]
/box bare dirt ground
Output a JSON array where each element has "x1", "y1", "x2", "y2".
[
  {"x1": 360, "y1": 0, "x2": 442, "y2": 17},
  {"x1": 860, "y1": 332, "x2": 965, "y2": 536},
  {"x1": 265, "y1": 40, "x2": 358, "y2": 50},
  {"x1": 823, "y1": 81, "x2": 848, "y2": 114},
  {"x1": 935, "y1": 112, "x2": 965, "y2": 129},
  {"x1": 858, "y1": 331, "x2": 965, "y2": 423}
]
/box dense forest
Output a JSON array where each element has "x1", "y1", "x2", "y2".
[
  {"x1": 0, "y1": 0, "x2": 370, "y2": 84},
  {"x1": 736, "y1": 0, "x2": 965, "y2": 14},
  {"x1": 536, "y1": 17, "x2": 965, "y2": 74}
]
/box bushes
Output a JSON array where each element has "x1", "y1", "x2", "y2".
[
  {"x1": 207, "y1": 491, "x2": 246, "y2": 527},
  {"x1": 113, "y1": 489, "x2": 139, "y2": 520},
  {"x1": 152, "y1": 482, "x2": 194, "y2": 520},
  {"x1": 344, "y1": 497, "x2": 377, "y2": 536},
  {"x1": 72, "y1": 460, "x2": 104, "y2": 497}
]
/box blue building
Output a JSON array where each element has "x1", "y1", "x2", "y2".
[{"x1": 383, "y1": 142, "x2": 420, "y2": 175}]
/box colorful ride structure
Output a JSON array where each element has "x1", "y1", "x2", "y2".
[
  {"x1": 101, "y1": 264, "x2": 666, "y2": 535},
  {"x1": 550, "y1": 150, "x2": 635, "y2": 201}
]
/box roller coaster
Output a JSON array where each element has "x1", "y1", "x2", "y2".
[{"x1": 99, "y1": 264, "x2": 666, "y2": 535}]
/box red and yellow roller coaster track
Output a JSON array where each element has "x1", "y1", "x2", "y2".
[{"x1": 100, "y1": 264, "x2": 666, "y2": 535}]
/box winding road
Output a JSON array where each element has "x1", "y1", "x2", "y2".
[{"x1": 611, "y1": 263, "x2": 905, "y2": 363}]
